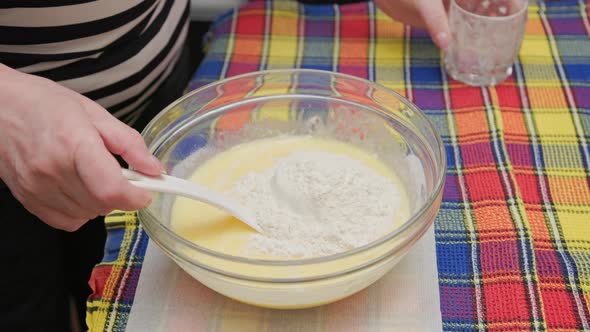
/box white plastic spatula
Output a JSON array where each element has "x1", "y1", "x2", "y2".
[{"x1": 122, "y1": 169, "x2": 263, "y2": 233}]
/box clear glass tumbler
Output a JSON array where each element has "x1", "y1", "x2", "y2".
[{"x1": 443, "y1": 0, "x2": 529, "y2": 86}]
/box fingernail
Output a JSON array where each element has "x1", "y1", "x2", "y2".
[
  {"x1": 436, "y1": 32, "x2": 451, "y2": 50},
  {"x1": 138, "y1": 191, "x2": 153, "y2": 209},
  {"x1": 149, "y1": 155, "x2": 165, "y2": 172}
]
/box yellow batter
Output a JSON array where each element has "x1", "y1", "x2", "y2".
[{"x1": 170, "y1": 135, "x2": 410, "y2": 260}]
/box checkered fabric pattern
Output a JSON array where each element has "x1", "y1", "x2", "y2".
[{"x1": 87, "y1": 1, "x2": 590, "y2": 331}]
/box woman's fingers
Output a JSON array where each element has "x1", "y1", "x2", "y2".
[
  {"x1": 418, "y1": 0, "x2": 452, "y2": 49},
  {"x1": 374, "y1": 0, "x2": 452, "y2": 49},
  {"x1": 74, "y1": 134, "x2": 152, "y2": 212}
]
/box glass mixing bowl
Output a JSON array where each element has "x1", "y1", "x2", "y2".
[{"x1": 139, "y1": 69, "x2": 446, "y2": 309}]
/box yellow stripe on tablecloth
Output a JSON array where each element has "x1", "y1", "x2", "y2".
[
  {"x1": 253, "y1": 99, "x2": 293, "y2": 122},
  {"x1": 520, "y1": 10, "x2": 554, "y2": 64},
  {"x1": 555, "y1": 207, "x2": 590, "y2": 243},
  {"x1": 374, "y1": 10, "x2": 404, "y2": 93},
  {"x1": 248, "y1": 4, "x2": 298, "y2": 123},
  {"x1": 534, "y1": 112, "x2": 578, "y2": 137},
  {"x1": 266, "y1": 1, "x2": 299, "y2": 69},
  {"x1": 87, "y1": 211, "x2": 140, "y2": 331}
]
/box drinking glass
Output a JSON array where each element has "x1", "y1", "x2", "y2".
[{"x1": 443, "y1": 0, "x2": 529, "y2": 86}]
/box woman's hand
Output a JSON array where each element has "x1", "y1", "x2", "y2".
[
  {"x1": 375, "y1": 0, "x2": 451, "y2": 49},
  {"x1": 0, "y1": 65, "x2": 162, "y2": 231}
]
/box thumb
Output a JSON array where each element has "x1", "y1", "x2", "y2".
[
  {"x1": 418, "y1": 0, "x2": 452, "y2": 50},
  {"x1": 94, "y1": 118, "x2": 163, "y2": 176}
]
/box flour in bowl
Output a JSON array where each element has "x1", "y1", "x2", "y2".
[{"x1": 225, "y1": 150, "x2": 404, "y2": 258}]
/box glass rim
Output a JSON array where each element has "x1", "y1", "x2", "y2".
[
  {"x1": 451, "y1": 0, "x2": 529, "y2": 21},
  {"x1": 139, "y1": 68, "x2": 447, "y2": 269}
]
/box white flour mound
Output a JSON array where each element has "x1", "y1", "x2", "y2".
[{"x1": 225, "y1": 150, "x2": 402, "y2": 259}]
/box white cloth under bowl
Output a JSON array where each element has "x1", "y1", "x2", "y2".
[{"x1": 124, "y1": 226, "x2": 442, "y2": 331}]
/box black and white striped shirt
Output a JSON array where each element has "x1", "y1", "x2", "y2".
[{"x1": 0, "y1": 0, "x2": 189, "y2": 125}]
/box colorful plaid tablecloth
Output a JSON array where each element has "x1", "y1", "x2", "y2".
[{"x1": 87, "y1": 0, "x2": 590, "y2": 331}]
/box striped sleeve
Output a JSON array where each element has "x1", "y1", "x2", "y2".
[{"x1": 0, "y1": 0, "x2": 189, "y2": 125}]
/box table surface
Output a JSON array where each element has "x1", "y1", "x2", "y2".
[{"x1": 88, "y1": 1, "x2": 590, "y2": 331}]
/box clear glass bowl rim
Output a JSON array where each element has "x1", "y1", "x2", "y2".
[{"x1": 139, "y1": 68, "x2": 447, "y2": 267}]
